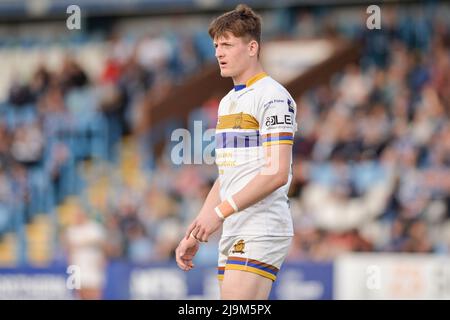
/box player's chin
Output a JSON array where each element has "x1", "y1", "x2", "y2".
[{"x1": 220, "y1": 68, "x2": 232, "y2": 77}]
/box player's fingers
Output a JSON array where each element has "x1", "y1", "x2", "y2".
[
  {"x1": 195, "y1": 228, "x2": 207, "y2": 242},
  {"x1": 200, "y1": 233, "x2": 209, "y2": 243},
  {"x1": 175, "y1": 248, "x2": 187, "y2": 270},
  {"x1": 185, "y1": 221, "x2": 197, "y2": 240},
  {"x1": 182, "y1": 258, "x2": 194, "y2": 269},
  {"x1": 176, "y1": 259, "x2": 187, "y2": 270},
  {"x1": 191, "y1": 225, "x2": 201, "y2": 240},
  {"x1": 200, "y1": 227, "x2": 211, "y2": 242},
  {"x1": 196, "y1": 228, "x2": 208, "y2": 242},
  {"x1": 181, "y1": 253, "x2": 194, "y2": 269},
  {"x1": 185, "y1": 225, "x2": 193, "y2": 240}
]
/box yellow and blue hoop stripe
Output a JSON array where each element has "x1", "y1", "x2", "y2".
[
  {"x1": 217, "y1": 257, "x2": 279, "y2": 281},
  {"x1": 217, "y1": 266, "x2": 225, "y2": 281},
  {"x1": 214, "y1": 131, "x2": 294, "y2": 149},
  {"x1": 262, "y1": 132, "x2": 294, "y2": 147}
]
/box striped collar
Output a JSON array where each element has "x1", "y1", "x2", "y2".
[{"x1": 234, "y1": 72, "x2": 268, "y2": 91}]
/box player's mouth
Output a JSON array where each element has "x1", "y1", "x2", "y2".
[{"x1": 219, "y1": 61, "x2": 227, "y2": 68}]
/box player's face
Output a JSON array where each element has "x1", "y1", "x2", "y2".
[{"x1": 214, "y1": 33, "x2": 250, "y2": 79}]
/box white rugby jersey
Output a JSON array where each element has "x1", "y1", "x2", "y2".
[{"x1": 215, "y1": 72, "x2": 297, "y2": 236}]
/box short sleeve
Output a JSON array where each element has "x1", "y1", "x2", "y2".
[{"x1": 257, "y1": 87, "x2": 297, "y2": 147}]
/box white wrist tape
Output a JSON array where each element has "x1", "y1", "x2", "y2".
[
  {"x1": 214, "y1": 206, "x2": 225, "y2": 220},
  {"x1": 227, "y1": 196, "x2": 239, "y2": 212}
]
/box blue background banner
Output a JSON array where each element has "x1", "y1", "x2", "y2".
[
  {"x1": 0, "y1": 261, "x2": 333, "y2": 299},
  {"x1": 103, "y1": 261, "x2": 334, "y2": 300}
]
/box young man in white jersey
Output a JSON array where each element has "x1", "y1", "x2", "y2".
[{"x1": 175, "y1": 4, "x2": 297, "y2": 300}]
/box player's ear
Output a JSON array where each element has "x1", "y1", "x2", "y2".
[{"x1": 248, "y1": 40, "x2": 259, "y2": 57}]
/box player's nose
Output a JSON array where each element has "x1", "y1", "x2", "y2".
[{"x1": 215, "y1": 47, "x2": 224, "y2": 59}]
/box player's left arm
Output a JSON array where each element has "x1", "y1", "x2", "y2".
[{"x1": 229, "y1": 143, "x2": 292, "y2": 211}]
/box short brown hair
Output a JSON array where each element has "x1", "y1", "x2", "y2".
[{"x1": 208, "y1": 4, "x2": 261, "y2": 45}]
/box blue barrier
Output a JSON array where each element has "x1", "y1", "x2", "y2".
[
  {"x1": 0, "y1": 265, "x2": 73, "y2": 299},
  {"x1": 0, "y1": 261, "x2": 334, "y2": 299},
  {"x1": 103, "y1": 260, "x2": 334, "y2": 300}
]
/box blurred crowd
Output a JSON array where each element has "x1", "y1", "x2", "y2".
[
  {"x1": 0, "y1": 30, "x2": 211, "y2": 245},
  {"x1": 287, "y1": 6, "x2": 450, "y2": 260},
  {"x1": 0, "y1": 4, "x2": 449, "y2": 276}
]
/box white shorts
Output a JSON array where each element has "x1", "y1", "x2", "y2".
[{"x1": 217, "y1": 235, "x2": 292, "y2": 282}]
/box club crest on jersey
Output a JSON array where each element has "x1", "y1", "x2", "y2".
[{"x1": 232, "y1": 239, "x2": 245, "y2": 254}]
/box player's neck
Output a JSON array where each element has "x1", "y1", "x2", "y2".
[{"x1": 232, "y1": 64, "x2": 265, "y2": 87}]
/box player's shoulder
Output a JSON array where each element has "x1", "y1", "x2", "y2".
[
  {"x1": 216, "y1": 89, "x2": 234, "y2": 114},
  {"x1": 254, "y1": 76, "x2": 295, "y2": 109},
  {"x1": 256, "y1": 76, "x2": 292, "y2": 99},
  {"x1": 218, "y1": 88, "x2": 234, "y2": 105}
]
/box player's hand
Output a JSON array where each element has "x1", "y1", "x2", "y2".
[
  {"x1": 185, "y1": 210, "x2": 223, "y2": 243},
  {"x1": 175, "y1": 236, "x2": 199, "y2": 271}
]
